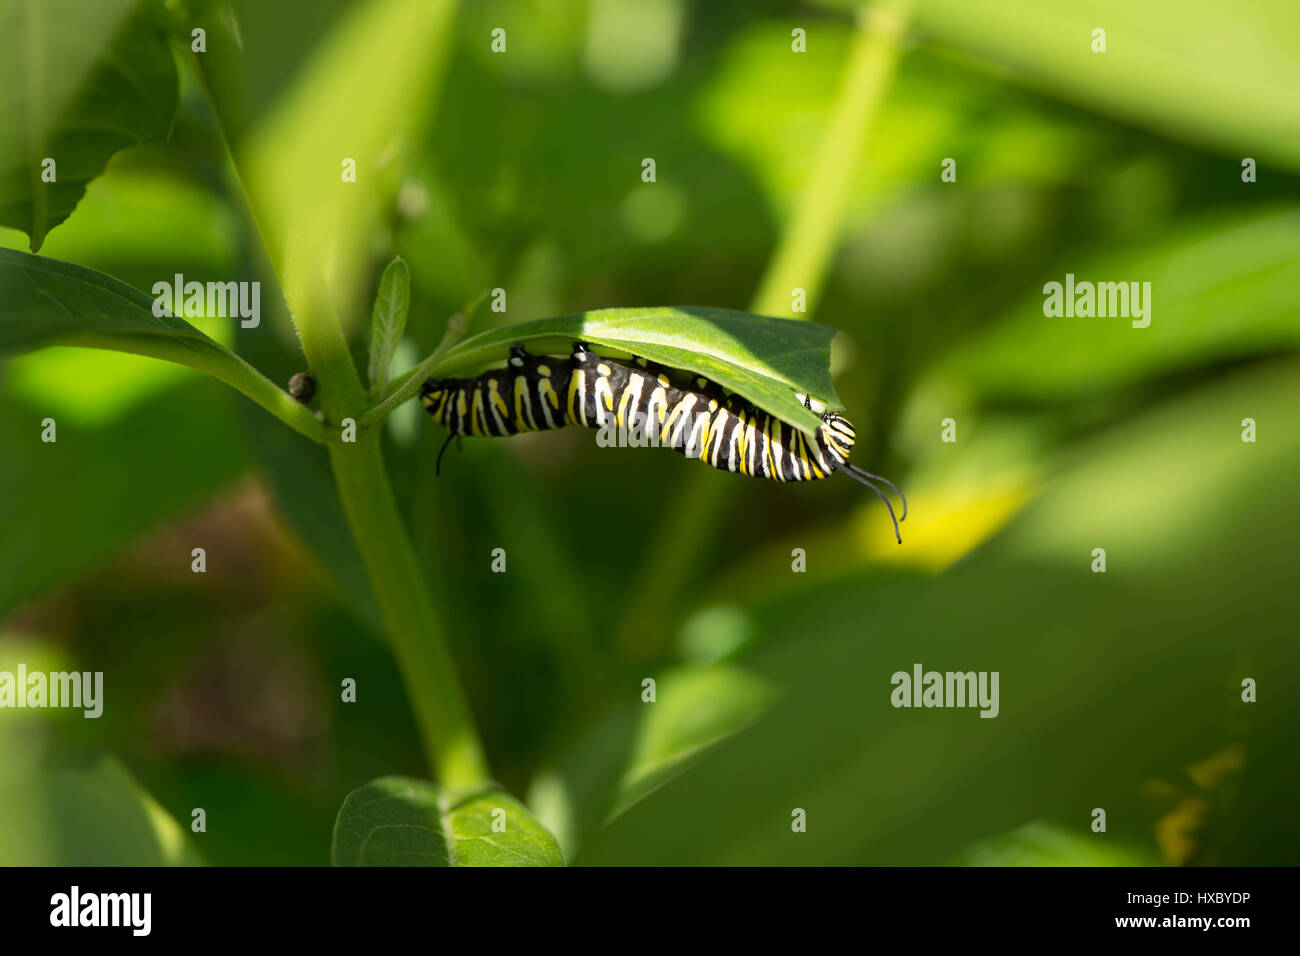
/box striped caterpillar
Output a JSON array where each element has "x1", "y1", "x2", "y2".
[{"x1": 420, "y1": 341, "x2": 906, "y2": 540}]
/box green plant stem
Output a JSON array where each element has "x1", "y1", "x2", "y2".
[
  {"x1": 191, "y1": 70, "x2": 485, "y2": 786},
  {"x1": 298, "y1": 299, "x2": 489, "y2": 789},
  {"x1": 184, "y1": 2, "x2": 485, "y2": 789},
  {"x1": 330, "y1": 427, "x2": 489, "y2": 790},
  {"x1": 751, "y1": 0, "x2": 914, "y2": 316},
  {"x1": 615, "y1": 0, "x2": 913, "y2": 659}
]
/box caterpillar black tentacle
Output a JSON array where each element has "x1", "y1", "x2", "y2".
[
  {"x1": 435, "y1": 432, "x2": 456, "y2": 477},
  {"x1": 420, "y1": 342, "x2": 907, "y2": 540},
  {"x1": 832, "y1": 462, "x2": 905, "y2": 543}
]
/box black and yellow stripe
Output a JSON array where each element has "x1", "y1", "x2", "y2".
[
  {"x1": 420, "y1": 341, "x2": 907, "y2": 538},
  {"x1": 422, "y1": 342, "x2": 848, "y2": 481}
]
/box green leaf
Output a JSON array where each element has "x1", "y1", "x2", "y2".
[
  {"x1": 367, "y1": 256, "x2": 410, "y2": 400},
  {"x1": 0, "y1": 167, "x2": 241, "y2": 276},
  {"x1": 576, "y1": 360, "x2": 1300, "y2": 864},
  {"x1": 420, "y1": 307, "x2": 843, "y2": 436},
  {"x1": 331, "y1": 777, "x2": 563, "y2": 867},
  {"x1": 528, "y1": 663, "x2": 774, "y2": 861},
  {"x1": 0, "y1": 0, "x2": 179, "y2": 250},
  {"x1": 926, "y1": 209, "x2": 1300, "y2": 402},
  {"x1": 953, "y1": 822, "x2": 1160, "y2": 866},
  {"x1": 0, "y1": 754, "x2": 203, "y2": 865},
  {"x1": 815, "y1": 0, "x2": 1300, "y2": 170},
  {"x1": 0, "y1": 375, "x2": 250, "y2": 615},
  {"x1": 0, "y1": 248, "x2": 326, "y2": 442}
]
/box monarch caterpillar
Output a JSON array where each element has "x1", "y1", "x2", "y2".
[{"x1": 420, "y1": 341, "x2": 907, "y2": 541}]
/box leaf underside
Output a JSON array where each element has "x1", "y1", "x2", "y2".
[
  {"x1": 428, "y1": 306, "x2": 844, "y2": 436},
  {"x1": 0, "y1": 247, "x2": 228, "y2": 355}
]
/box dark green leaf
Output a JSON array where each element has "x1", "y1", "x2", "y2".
[
  {"x1": 0, "y1": 0, "x2": 179, "y2": 250},
  {"x1": 331, "y1": 777, "x2": 563, "y2": 867},
  {"x1": 424, "y1": 307, "x2": 843, "y2": 436},
  {"x1": 528, "y1": 664, "x2": 773, "y2": 860},
  {"x1": 0, "y1": 248, "x2": 326, "y2": 442},
  {"x1": 928, "y1": 209, "x2": 1300, "y2": 402},
  {"x1": 368, "y1": 256, "x2": 410, "y2": 399},
  {"x1": 0, "y1": 374, "x2": 250, "y2": 615},
  {"x1": 577, "y1": 360, "x2": 1300, "y2": 864}
]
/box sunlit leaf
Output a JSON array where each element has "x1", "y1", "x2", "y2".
[
  {"x1": 816, "y1": 0, "x2": 1300, "y2": 169},
  {"x1": 332, "y1": 777, "x2": 563, "y2": 867},
  {"x1": 0, "y1": 248, "x2": 325, "y2": 441},
  {"x1": 0, "y1": 0, "x2": 179, "y2": 250}
]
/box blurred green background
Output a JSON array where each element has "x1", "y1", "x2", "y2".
[{"x1": 1, "y1": 0, "x2": 1297, "y2": 865}]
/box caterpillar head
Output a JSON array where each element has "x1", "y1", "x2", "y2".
[
  {"x1": 817, "y1": 412, "x2": 856, "y2": 465},
  {"x1": 798, "y1": 396, "x2": 907, "y2": 544},
  {"x1": 794, "y1": 393, "x2": 855, "y2": 466}
]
